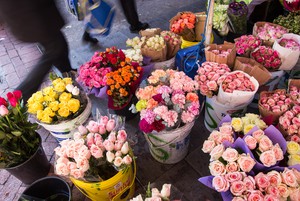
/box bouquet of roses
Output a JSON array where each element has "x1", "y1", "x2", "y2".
[
  {"x1": 54, "y1": 114, "x2": 133, "y2": 182},
  {"x1": 289, "y1": 84, "x2": 300, "y2": 105},
  {"x1": 170, "y1": 11, "x2": 196, "y2": 41},
  {"x1": 254, "y1": 22, "x2": 288, "y2": 46},
  {"x1": 106, "y1": 63, "x2": 143, "y2": 108},
  {"x1": 132, "y1": 69, "x2": 200, "y2": 133},
  {"x1": 279, "y1": 38, "x2": 300, "y2": 51},
  {"x1": 202, "y1": 122, "x2": 235, "y2": 154},
  {"x1": 279, "y1": 105, "x2": 300, "y2": 139},
  {"x1": 217, "y1": 71, "x2": 259, "y2": 107},
  {"x1": 160, "y1": 30, "x2": 181, "y2": 59},
  {"x1": 27, "y1": 75, "x2": 87, "y2": 124},
  {"x1": 122, "y1": 48, "x2": 144, "y2": 65},
  {"x1": 286, "y1": 141, "x2": 300, "y2": 166},
  {"x1": 251, "y1": 46, "x2": 282, "y2": 71},
  {"x1": 259, "y1": 89, "x2": 292, "y2": 125},
  {"x1": 130, "y1": 183, "x2": 172, "y2": 201},
  {"x1": 141, "y1": 35, "x2": 167, "y2": 62},
  {"x1": 234, "y1": 35, "x2": 261, "y2": 57},
  {"x1": 126, "y1": 36, "x2": 146, "y2": 50},
  {"x1": 231, "y1": 113, "x2": 267, "y2": 135},
  {"x1": 194, "y1": 61, "x2": 231, "y2": 97}
]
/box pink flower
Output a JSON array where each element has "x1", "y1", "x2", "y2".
[
  {"x1": 259, "y1": 150, "x2": 277, "y2": 167},
  {"x1": 267, "y1": 170, "x2": 282, "y2": 186},
  {"x1": 210, "y1": 144, "x2": 225, "y2": 161},
  {"x1": 55, "y1": 162, "x2": 70, "y2": 176},
  {"x1": 209, "y1": 160, "x2": 226, "y2": 176},
  {"x1": 107, "y1": 132, "x2": 116, "y2": 142},
  {"x1": 117, "y1": 130, "x2": 127, "y2": 143},
  {"x1": 244, "y1": 136, "x2": 257, "y2": 150},
  {"x1": 263, "y1": 194, "x2": 279, "y2": 201},
  {"x1": 212, "y1": 176, "x2": 230, "y2": 192},
  {"x1": 255, "y1": 172, "x2": 270, "y2": 189},
  {"x1": 225, "y1": 172, "x2": 243, "y2": 183},
  {"x1": 103, "y1": 140, "x2": 115, "y2": 151},
  {"x1": 237, "y1": 153, "x2": 256, "y2": 173},
  {"x1": 90, "y1": 144, "x2": 103, "y2": 159},
  {"x1": 226, "y1": 162, "x2": 239, "y2": 172},
  {"x1": 181, "y1": 111, "x2": 194, "y2": 124},
  {"x1": 230, "y1": 181, "x2": 246, "y2": 196},
  {"x1": 122, "y1": 155, "x2": 132, "y2": 165},
  {"x1": 271, "y1": 143, "x2": 284, "y2": 161},
  {"x1": 114, "y1": 140, "x2": 124, "y2": 151},
  {"x1": 202, "y1": 140, "x2": 216, "y2": 153},
  {"x1": 121, "y1": 141, "x2": 129, "y2": 154},
  {"x1": 70, "y1": 169, "x2": 84, "y2": 179},
  {"x1": 164, "y1": 110, "x2": 178, "y2": 127},
  {"x1": 86, "y1": 121, "x2": 99, "y2": 133},
  {"x1": 113, "y1": 156, "x2": 123, "y2": 167},
  {"x1": 106, "y1": 119, "x2": 116, "y2": 132},
  {"x1": 76, "y1": 157, "x2": 90, "y2": 172},
  {"x1": 281, "y1": 168, "x2": 299, "y2": 187},
  {"x1": 252, "y1": 129, "x2": 265, "y2": 141},
  {"x1": 78, "y1": 125, "x2": 88, "y2": 135},
  {"x1": 0, "y1": 105, "x2": 9, "y2": 116},
  {"x1": 171, "y1": 93, "x2": 186, "y2": 108},
  {"x1": 258, "y1": 136, "x2": 273, "y2": 152},
  {"x1": 266, "y1": 186, "x2": 280, "y2": 197},
  {"x1": 67, "y1": 161, "x2": 77, "y2": 171},
  {"x1": 247, "y1": 190, "x2": 264, "y2": 201},
  {"x1": 277, "y1": 184, "x2": 289, "y2": 198},
  {"x1": 98, "y1": 124, "x2": 107, "y2": 134},
  {"x1": 243, "y1": 176, "x2": 255, "y2": 191},
  {"x1": 106, "y1": 151, "x2": 115, "y2": 163},
  {"x1": 100, "y1": 116, "x2": 109, "y2": 125},
  {"x1": 222, "y1": 148, "x2": 239, "y2": 162}
]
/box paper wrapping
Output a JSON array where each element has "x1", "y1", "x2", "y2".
[
  {"x1": 217, "y1": 71, "x2": 259, "y2": 107},
  {"x1": 253, "y1": 22, "x2": 288, "y2": 47},
  {"x1": 258, "y1": 89, "x2": 291, "y2": 125},
  {"x1": 233, "y1": 57, "x2": 271, "y2": 86},
  {"x1": 169, "y1": 11, "x2": 196, "y2": 42},
  {"x1": 141, "y1": 43, "x2": 167, "y2": 62},
  {"x1": 195, "y1": 12, "x2": 207, "y2": 41},
  {"x1": 166, "y1": 39, "x2": 181, "y2": 60},
  {"x1": 139, "y1": 28, "x2": 162, "y2": 38},
  {"x1": 204, "y1": 43, "x2": 236, "y2": 68},
  {"x1": 273, "y1": 33, "x2": 300, "y2": 71}
]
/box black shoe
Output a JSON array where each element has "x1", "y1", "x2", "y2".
[
  {"x1": 82, "y1": 31, "x2": 99, "y2": 44},
  {"x1": 130, "y1": 22, "x2": 150, "y2": 33}
]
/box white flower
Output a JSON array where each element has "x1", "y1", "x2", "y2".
[
  {"x1": 130, "y1": 194, "x2": 143, "y2": 201},
  {"x1": 160, "y1": 184, "x2": 171, "y2": 197},
  {"x1": 121, "y1": 141, "x2": 129, "y2": 155},
  {"x1": 66, "y1": 84, "x2": 74, "y2": 93},
  {"x1": 113, "y1": 156, "x2": 123, "y2": 167},
  {"x1": 71, "y1": 86, "x2": 80, "y2": 96},
  {"x1": 106, "y1": 151, "x2": 115, "y2": 163}
]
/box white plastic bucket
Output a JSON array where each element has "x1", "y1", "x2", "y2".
[
  {"x1": 38, "y1": 97, "x2": 92, "y2": 142},
  {"x1": 144, "y1": 121, "x2": 195, "y2": 164},
  {"x1": 249, "y1": 70, "x2": 285, "y2": 108},
  {"x1": 204, "y1": 96, "x2": 249, "y2": 132}
]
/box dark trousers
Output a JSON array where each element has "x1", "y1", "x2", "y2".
[
  {"x1": 17, "y1": 31, "x2": 72, "y2": 101},
  {"x1": 119, "y1": 0, "x2": 140, "y2": 27}
]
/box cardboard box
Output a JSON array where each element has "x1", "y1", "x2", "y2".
[
  {"x1": 205, "y1": 43, "x2": 236, "y2": 68},
  {"x1": 234, "y1": 57, "x2": 272, "y2": 86},
  {"x1": 195, "y1": 12, "x2": 207, "y2": 42}
]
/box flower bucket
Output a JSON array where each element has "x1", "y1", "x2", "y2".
[
  {"x1": 249, "y1": 70, "x2": 285, "y2": 108},
  {"x1": 204, "y1": 96, "x2": 250, "y2": 132},
  {"x1": 6, "y1": 134, "x2": 50, "y2": 185},
  {"x1": 70, "y1": 159, "x2": 136, "y2": 201},
  {"x1": 144, "y1": 121, "x2": 195, "y2": 164},
  {"x1": 19, "y1": 176, "x2": 71, "y2": 201},
  {"x1": 38, "y1": 97, "x2": 92, "y2": 142}
]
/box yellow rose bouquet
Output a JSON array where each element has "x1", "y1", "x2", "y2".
[
  {"x1": 231, "y1": 113, "x2": 267, "y2": 135},
  {"x1": 27, "y1": 74, "x2": 91, "y2": 141}
]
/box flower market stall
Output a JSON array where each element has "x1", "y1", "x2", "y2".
[{"x1": 2, "y1": 0, "x2": 300, "y2": 200}]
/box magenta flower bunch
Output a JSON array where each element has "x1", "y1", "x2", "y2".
[
  {"x1": 257, "y1": 23, "x2": 288, "y2": 43},
  {"x1": 211, "y1": 49, "x2": 232, "y2": 58},
  {"x1": 259, "y1": 90, "x2": 291, "y2": 113},
  {"x1": 235, "y1": 35, "x2": 261, "y2": 55},
  {"x1": 251, "y1": 46, "x2": 282, "y2": 70},
  {"x1": 279, "y1": 38, "x2": 300, "y2": 51},
  {"x1": 290, "y1": 85, "x2": 300, "y2": 105}
]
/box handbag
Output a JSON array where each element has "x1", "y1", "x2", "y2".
[
  {"x1": 84, "y1": 0, "x2": 115, "y2": 36},
  {"x1": 175, "y1": 37, "x2": 206, "y2": 79}
]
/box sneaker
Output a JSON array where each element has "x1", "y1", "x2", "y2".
[
  {"x1": 130, "y1": 22, "x2": 150, "y2": 33},
  {"x1": 82, "y1": 31, "x2": 99, "y2": 44}
]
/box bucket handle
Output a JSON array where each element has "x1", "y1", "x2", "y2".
[{"x1": 145, "y1": 133, "x2": 179, "y2": 149}]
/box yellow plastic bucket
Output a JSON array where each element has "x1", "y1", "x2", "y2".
[
  {"x1": 180, "y1": 35, "x2": 214, "y2": 49},
  {"x1": 70, "y1": 158, "x2": 136, "y2": 201}
]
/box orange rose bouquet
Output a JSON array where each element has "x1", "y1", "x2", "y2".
[{"x1": 106, "y1": 63, "x2": 143, "y2": 109}]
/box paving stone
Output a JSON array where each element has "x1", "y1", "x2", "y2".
[
  {"x1": 7, "y1": 49, "x2": 18, "y2": 58},
  {"x1": 19, "y1": 50, "x2": 41, "y2": 63},
  {"x1": 6, "y1": 72, "x2": 21, "y2": 87},
  {"x1": 0, "y1": 79, "x2": 8, "y2": 90},
  {"x1": 10, "y1": 57, "x2": 23, "y2": 67},
  {"x1": 0, "y1": 169, "x2": 10, "y2": 185},
  {"x1": 0, "y1": 55, "x2": 11, "y2": 66},
  {"x1": 2, "y1": 63, "x2": 16, "y2": 75},
  {"x1": 13, "y1": 186, "x2": 26, "y2": 201},
  {"x1": 4, "y1": 42, "x2": 14, "y2": 51},
  {"x1": 15, "y1": 65, "x2": 29, "y2": 78},
  {"x1": 0, "y1": 175, "x2": 22, "y2": 201},
  {"x1": 43, "y1": 141, "x2": 59, "y2": 157}
]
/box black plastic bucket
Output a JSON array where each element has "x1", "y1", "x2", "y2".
[{"x1": 18, "y1": 176, "x2": 71, "y2": 201}]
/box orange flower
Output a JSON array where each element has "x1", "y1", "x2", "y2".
[
  {"x1": 107, "y1": 90, "x2": 112, "y2": 95},
  {"x1": 186, "y1": 92, "x2": 199, "y2": 102},
  {"x1": 125, "y1": 57, "x2": 131, "y2": 63}
]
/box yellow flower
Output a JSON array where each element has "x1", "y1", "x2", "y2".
[
  {"x1": 43, "y1": 107, "x2": 55, "y2": 117},
  {"x1": 58, "y1": 106, "x2": 70, "y2": 117},
  {"x1": 287, "y1": 141, "x2": 300, "y2": 155},
  {"x1": 241, "y1": 116, "x2": 251, "y2": 125},
  {"x1": 27, "y1": 102, "x2": 44, "y2": 114},
  {"x1": 42, "y1": 86, "x2": 54, "y2": 95},
  {"x1": 135, "y1": 100, "x2": 147, "y2": 112},
  {"x1": 54, "y1": 82, "x2": 66, "y2": 93},
  {"x1": 32, "y1": 91, "x2": 44, "y2": 103},
  {"x1": 52, "y1": 78, "x2": 63, "y2": 86},
  {"x1": 67, "y1": 98, "x2": 80, "y2": 113},
  {"x1": 48, "y1": 90, "x2": 58, "y2": 99},
  {"x1": 41, "y1": 115, "x2": 53, "y2": 124},
  {"x1": 63, "y1": 77, "x2": 72, "y2": 85},
  {"x1": 245, "y1": 113, "x2": 260, "y2": 122},
  {"x1": 243, "y1": 124, "x2": 255, "y2": 134},
  {"x1": 231, "y1": 118, "x2": 243, "y2": 132},
  {"x1": 43, "y1": 95, "x2": 55, "y2": 102},
  {"x1": 49, "y1": 101, "x2": 59, "y2": 111},
  {"x1": 254, "y1": 119, "x2": 267, "y2": 130},
  {"x1": 288, "y1": 154, "x2": 300, "y2": 166},
  {"x1": 59, "y1": 92, "x2": 72, "y2": 102},
  {"x1": 58, "y1": 101, "x2": 68, "y2": 109}
]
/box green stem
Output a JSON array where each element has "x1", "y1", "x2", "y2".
[{"x1": 5, "y1": 116, "x2": 12, "y2": 129}]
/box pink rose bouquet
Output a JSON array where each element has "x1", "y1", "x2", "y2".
[
  {"x1": 54, "y1": 115, "x2": 133, "y2": 182},
  {"x1": 289, "y1": 85, "x2": 300, "y2": 105},
  {"x1": 259, "y1": 89, "x2": 292, "y2": 125},
  {"x1": 194, "y1": 61, "x2": 231, "y2": 97},
  {"x1": 132, "y1": 69, "x2": 200, "y2": 133},
  {"x1": 279, "y1": 105, "x2": 300, "y2": 139},
  {"x1": 221, "y1": 71, "x2": 256, "y2": 93},
  {"x1": 210, "y1": 49, "x2": 232, "y2": 58},
  {"x1": 279, "y1": 38, "x2": 300, "y2": 51},
  {"x1": 202, "y1": 122, "x2": 235, "y2": 154},
  {"x1": 251, "y1": 46, "x2": 282, "y2": 71},
  {"x1": 234, "y1": 35, "x2": 261, "y2": 56},
  {"x1": 243, "y1": 126, "x2": 287, "y2": 171},
  {"x1": 256, "y1": 22, "x2": 288, "y2": 44},
  {"x1": 130, "y1": 183, "x2": 173, "y2": 201}
]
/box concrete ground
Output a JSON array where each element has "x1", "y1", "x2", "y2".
[{"x1": 0, "y1": 0, "x2": 223, "y2": 200}]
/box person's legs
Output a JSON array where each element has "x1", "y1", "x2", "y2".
[
  {"x1": 16, "y1": 31, "x2": 73, "y2": 101},
  {"x1": 119, "y1": 0, "x2": 149, "y2": 33}
]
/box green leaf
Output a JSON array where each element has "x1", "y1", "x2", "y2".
[
  {"x1": 0, "y1": 131, "x2": 5, "y2": 139},
  {"x1": 11, "y1": 131, "x2": 22, "y2": 137}
]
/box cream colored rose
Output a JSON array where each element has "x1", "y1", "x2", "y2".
[
  {"x1": 210, "y1": 144, "x2": 225, "y2": 161},
  {"x1": 288, "y1": 154, "x2": 300, "y2": 166},
  {"x1": 222, "y1": 148, "x2": 239, "y2": 162},
  {"x1": 231, "y1": 118, "x2": 243, "y2": 132},
  {"x1": 259, "y1": 150, "x2": 277, "y2": 167},
  {"x1": 287, "y1": 141, "x2": 300, "y2": 155},
  {"x1": 202, "y1": 140, "x2": 216, "y2": 153}
]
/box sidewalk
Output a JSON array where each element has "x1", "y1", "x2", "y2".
[{"x1": 0, "y1": 0, "x2": 221, "y2": 200}]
